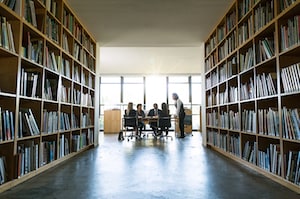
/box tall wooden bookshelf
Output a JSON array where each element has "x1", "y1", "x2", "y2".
[
  {"x1": 0, "y1": 0, "x2": 96, "y2": 192},
  {"x1": 205, "y1": 0, "x2": 300, "y2": 193}
]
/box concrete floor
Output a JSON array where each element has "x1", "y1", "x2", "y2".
[{"x1": 0, "y1": 132, "x2": 299, "y2": 199}]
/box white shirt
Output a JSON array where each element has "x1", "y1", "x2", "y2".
[{"x1": 175, "y1": 98, "x2": 183, "y2": 116}]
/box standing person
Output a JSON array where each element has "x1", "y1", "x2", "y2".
[
  {"x1": 136, "y1": 103, "x2": 145, "y2": 137},
  {"x1": 147, "y1": 103, "x2": 161, "y2": 135},
  {"x1": 172, "y1": 93, "x2": 185, "y2": 138}
]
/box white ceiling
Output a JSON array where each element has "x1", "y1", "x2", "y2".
[{"x1": 66, "y1": 0, "x2": 233, "y2": 47}]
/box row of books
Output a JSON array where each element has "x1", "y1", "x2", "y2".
[
  {"x1": 238, "y1": 0, "x2": 252, "y2": 19},
  {"x1": 82, "y1": 32, "x2": 95, "y2": 57},
  {"x1": 60, "y1": 112, "x2": 71, "y2": 131},
  {"x1": 219, "y1": 64, "x2": 227, "y2": 82},
  {"x1": 24, "y1": 0, "x2": 38, "y2": 28},
  {"x1": 59, "y1": 134, "x2": 69, "y2": 158},
  {"x1": 45, "y1": 15, "x2": 59, "y2": 43},
  {"x1": 240, "y1": 77, "x2": 254, "y2": 100},
  {"x1": 206, "y1": 110, "x2": 218, "y2": 127},
  {"x1": 240, "y1": 47, "x2": 254, "y2": 72},
  {"x1": 229, "y1": 134, "x2": 240, "y2": 156},
  {"x1": 0, "y1": 156, "x2": 6, "y2": 185},
  {"x1": 0, "y1": 15, "x2": 15, "y2": 52},
  {"x1": 73, "y1": 89, "x2": 81, "y2": 105},
  {"x1": 217, "y1": 23, "x2": 226, "y2": 43},
  {"x1": 253, "y1": 0, "x2": 274, "y2": 33},
  {"x1": 44, "y1": 78, "x2": 58, "y2": 101},
  {"x1": 20, "y1": 68, "x2": 40, "y2": 98},
  {"x1": 0, "y1": 108, "x2": 14, "y2": 142},
  {"x1": 205, "y1": 36, "x2": 217, "y2": 58},
  {"x1": 258, "y1": 143, "x2": 282, "y2": 175},
  {"x1": 206, "y1": 92, "x2": 216, "y2": 107},
  {"x1": 62, "y1": 33, "x2": 70, "y2": 54},
  {"x1": 63, "y1": 8, "x2": 74, "y2": 33},
  {"x1": 280, "y1": 15, "x2": 300, "y2": 51},
  {"x1": 256, "y1": 72, "x2": 277, "y2": 97},
  {"x1": 242, "y1": 141, "x2": 257, "y2": 165},
  {"x1": 45, "y1": 47, "x2": 59, "y2": 72},
  {"x1": 19, "y1": 108, "x2": 40, "y2": 137},
  {"x1": 81, "y1": 113, "x2": 92, "y2": 128},
  {"x1": 72, "y1": 134, "x2": 86, "y2": 152},
  {"x1": 242, "y1": 109, "x2": 256, "y2": 133},
  {"x1": 238, "y1": 15, "x2": 253, "y2": 45},
  {"x1": 22, "y1": 32, "x2": 43, "y2": 65},
  {"x1": 282, "y1": 107, "x2": 300, "y2": 140},
  {"x1": 226, "y1": 10, "x2": 236, "y2": 33},
  {"x1": 219, "y1": 89, "x2": 228, "y2": 105},
  {"x1": 229, "y1": 86, "x2": 238, "y2": 103},
  {"x1": 207, "y1": 130, "x2": 218, "y2": 147},
  {"x1": 281, "y1": 63, "x2": 300, "y2": 93},
  {"x1": 82, "y1": 93, "x2": 94, "y2": 107},
  {"x1": 16, "y1": 141, "x2": 39, "y2": 177},
  {"x1": 279, "y1": 0, "x2": 298, "y2": 12},
  {"x1": 206, "y1": 71, "x2": 218, "y2": 89},
  {"x1": 219, "y1": 110, "x2": 240, "y2": 130},
  {"x1": 256, "y1": 37, "x2": 275, "y2": 62},
  {"x1": 205, "y1": 52, "x2": 217, "y2": 72},
  {"x1": 61, "y1": 85, "x2": 71, "y2": 103},
  {"x1": 42, "y1": 110, "x2": 58, "y2": 134},
  {"x1": 218, "y1": 30, "x2": 237, "y2": 61},
  {"x1": 61, "y1": 58, "x2": 71, "y2": 78},
  {"x1": 285, "y1": 150, "x2": 300, "y2": 185},
  {"x1": 41, "y1": 141, "x2": 56, "y2": 166},
  {"x1": 1, "y1": 0, "x2": 19, "y2": 12},
  {"x1": 258, "y1": 108, "x2": 280, "y2": 137},
  {"x1": 45, "y1": 0, "x2": 58, "y2": 17}
]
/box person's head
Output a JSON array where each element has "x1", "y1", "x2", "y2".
[
  {"x1": 127, "y1": 102, "x2": 133, "y2": 110},
  {"x1": 172, "y1": 93, "x2": 178, "y2": 100},
  {"x1": 153, "y1": 103, "x2": 158, "y2": 109},
  {"x1": 161, "y1": 103, "x2": 169, "y2": 114},
  {"x1": 137, "y1": 104, "x2": 142, "y2": 110}
]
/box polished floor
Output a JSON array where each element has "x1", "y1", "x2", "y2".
[{"x1": 0, "y1": 132, "x2": 299, "y2": 199}]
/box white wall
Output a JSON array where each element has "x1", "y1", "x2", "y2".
[{"x1": 99, "y1": 47, "x2": 203, "y2": 75}]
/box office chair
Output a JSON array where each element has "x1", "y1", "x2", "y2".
[
  {"x1": 123, "y1": 115, "x2": 140, "y2": 141},
  {"x1": 157, "y1": 115, "x2": 173, "y2": 140}
]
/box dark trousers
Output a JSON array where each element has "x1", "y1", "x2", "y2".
[{"x1": 179, "y1": 113, "x2": 185, "y2": 137}]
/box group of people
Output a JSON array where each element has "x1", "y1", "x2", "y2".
[{"x1": 124, "y1": 93, "x2": 186, "y2": 138}]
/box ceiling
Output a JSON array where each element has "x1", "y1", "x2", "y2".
[{"x1": 66, "y1": 0, "x2": 233, "y2": 47}]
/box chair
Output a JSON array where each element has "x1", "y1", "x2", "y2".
[
  {"x1": 123, "y1": 115, "x2": 140, "y2": 141},
  {"x1": 157, "y1": 115, "x2": 173, "y2": 140}
]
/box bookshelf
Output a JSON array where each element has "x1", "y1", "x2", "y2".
[
  {"x1": 205, "y1": 0, "x2": 300, "y2": 193},
  {"x1": 0, "y1": 0, "x2": 96, "y2": 192}
]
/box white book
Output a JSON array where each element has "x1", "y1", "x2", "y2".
[
  {"x1": 7, "y1": 22, "x2": 15, "y2": 53},
  {"x1": 29, "y1": 0, "x2": 37, "y2": 27}
]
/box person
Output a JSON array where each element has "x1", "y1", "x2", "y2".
[
  {"x1": 172, "y1": 93, "x2": 185, "y2": 138},
  {"x1": 147, "y1": 103, "x2": 162, "y2": 135},
  {"x1": 159, "y1": 102, "x2": 170, "y2": 136},
  {"x1": 136, "y1": 103, "x2": 145, "y2": 136},
  {"x1": 125, "y1": 102, "x2": 136, "y2": 116}
]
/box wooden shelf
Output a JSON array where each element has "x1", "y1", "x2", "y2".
[
  {"x1": 204, "y1": 0, "x2": 300, "y2": 193},
  {"x1": 0, "y1": 0, "x2": 96, "y2": 192}
]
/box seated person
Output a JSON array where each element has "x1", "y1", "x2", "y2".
[
  {"x1": 136, "y1": 103, "x2": 145, "y2": 136},
  {"x1": 125, "y1": 102, "x2": 136, "y2": 116},
  {"x1": 124, "y1": 102, "x2": 137, "y2": 133},
  {"x1": 147, "y1": 103, "x2": 162, "y2": 135},
  {"x1": 158, "y1": 102, "x2": 170, "y2": 136}
]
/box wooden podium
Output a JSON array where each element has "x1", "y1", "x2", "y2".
[
  {"x1": 175, "y1": 108, "x2": 192, "y2": 135},
  {"x1": 104, "y1": 109, "x2": 121, "y2": 133}
]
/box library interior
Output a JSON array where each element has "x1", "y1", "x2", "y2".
[{"x1": 0, "y1": 0, "x2": 299, "y2": 198}]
